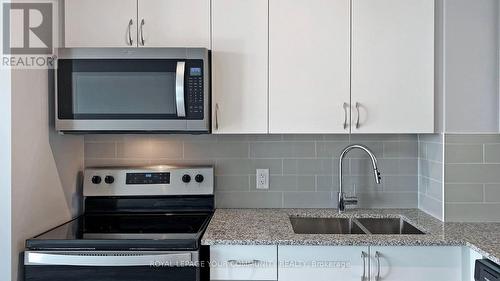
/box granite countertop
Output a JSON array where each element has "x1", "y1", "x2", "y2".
[{"x1": 201, "y1": 208, "x2": 500, "y2": 265}]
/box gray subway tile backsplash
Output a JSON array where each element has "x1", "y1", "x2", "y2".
[
  {"x1": 383, "y1": 141, "x2": 418, "y2": 158},
  {"x1": 216, "y1": 159, "x2": 283, "y2": 175},
  {"x1": 82, "y1": 132, "x2": 500, "y2": 222},
  {"x1": 484, "y1": 184, "x2": 500, "y2": 203},
  {"x1": 445, "y1": 164, "x2": 500, "y2": 183},
  {"x1": 418, "y1": 134, "x2": 444, "y2": 220},
  {"x1": 183, "y1": 142, "x2": 248, "y2": 159},
  {"x1": 418, "y1": 193, "x2": 443, "y2": 219},
  {"x1": 215, "y1": 191, "x2": 283, "y2": 208},
  {"x1": 445, "y1": 183, "x2": 484, "y2": 203},
  {"x1": 445, "y1": 203, "x2": 500, "y2": 222},
  {"x1": 445, "y1": 144, "x2": 483, "y2": 163},
  {"x1": 250, "y1": 142, "x2": 316, "y2": 158},
  {"x1": 484, "y1": 144, "x2": 500, "y2": 163},
  {"x1": 283, "y1": 192, "x2": 335, "y2": 208},
  {"x1": 84, "y1": 142, "x2": 116, "y2": 158},
  {"x1": 215, "y1": 175, "x2": 250, "y2": 191},
  {"x1": 82, "y1": 132, "x2": 500, "y2": 221},
  {"x1": 85, "y1": 134, "x2": 419, "y2": 208},
  {"x1": 443, "y1": 134, "x2": 500, "y2": 222}
]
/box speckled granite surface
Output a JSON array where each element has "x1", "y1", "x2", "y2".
[{"x1": 201, "y1": 208, "x2": 500, "y2": 265}]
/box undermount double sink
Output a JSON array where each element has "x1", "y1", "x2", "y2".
[{"x1": 290, "y1": 217, "x2": 426, "y2": 235}]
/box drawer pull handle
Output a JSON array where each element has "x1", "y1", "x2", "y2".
[
  {"x1": 343, "y1": 102, "x2": 349, "y2": 130},
  {"x1": 355, "y1": 102, "x2": 361, "y2": 129},
  {"x1": 127, "y1": 19, "x2": 133, "y2": 46},
  {"x1": 361, "y1": 251, "x2": 367, "y2": 281},
  {"x1": 215, "y1": 103, "x2": 219, "y2": 130},
  {"x1": 140, "y1": 19, "x2": 145, "y2": 46},
  {"x1": 227, "y1": 259, "x2": 260, "y2": 266},
  {"x1": 375, "y1": 251, "x2": 381, "y2": 281}
]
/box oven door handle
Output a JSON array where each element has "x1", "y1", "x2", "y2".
[
  {"x1": 175, "y1": 61, "x2": 187, "y2": 118},
  {"x1": 25, "y1": 252, "x2": 193, "y2": 266}
]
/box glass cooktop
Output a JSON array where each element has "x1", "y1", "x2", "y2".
[{"x1": 26, "y1": 213, "x2": 212, "y2": 250}]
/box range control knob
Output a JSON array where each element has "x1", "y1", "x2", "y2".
[
  {"x1": 91, "y1": 176, "x2": 102, "y2": 184},
  {"x1": 195, "y1": 174, "x2": 204, "y2": 183},
  {"x1": 104, "y1": 176, "x2": 114, "y2": 184},
  {"x1": 182, "y1": 174, "x2": 191, "y2": 183}
]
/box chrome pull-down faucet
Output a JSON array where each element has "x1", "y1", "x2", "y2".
[{"x1": 338, "y1": 144, "x2": 382, "y2": 212}]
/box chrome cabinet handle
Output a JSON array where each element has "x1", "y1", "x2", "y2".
[
  {"x1": 215, "y1": 103, "x2": 219, "y2": 130},
  {"x1": 355, "y1": 102, "x2": 360, "y2": 129},
  {"x1": 343, "y1": 102, "x2": 349, "y2": 130},
  {"x1": 139, "y1": 19, "x2": 145, "y2": 45},
  {"x1": 127, "y1": 19, "x2": 133, "y2": 46},
  {"x1": 375, "y1": 251, "x2": 381, "y2": 281},
  {"x1": 361, "y1": 251, "x2": 368, "y2": 281},
  {"x1": 227, "y1": 259, "x2": 260, "y2": 266}
]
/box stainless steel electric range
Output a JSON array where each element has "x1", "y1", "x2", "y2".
[{"x1": 24, "y1": 166, "x2": 214, "y2": 281}]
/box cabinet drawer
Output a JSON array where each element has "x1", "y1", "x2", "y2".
[{"x1": 210, "y1": 245, "x2": 277, "y2": 280}]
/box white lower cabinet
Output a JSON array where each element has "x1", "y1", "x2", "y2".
[
  {"x1": 210, "y1": 245, "x2": 466, "y2": 281},
  {"x1": 278, "y1": 246, "x2": 368, "y2": 281},
  {"x1": 370, "y1": 246, "x2": 462, "y2": 281},
  {"x1": 278, "y1": 246, "x2": 462, "y2": 281},
  {"x1": 210, "y1": 245, "x2": 278, "y2": 280}
]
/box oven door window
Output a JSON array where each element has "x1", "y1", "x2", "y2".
[{"x1": 57, "y1": 59, "x2": 203, "y2": 120}]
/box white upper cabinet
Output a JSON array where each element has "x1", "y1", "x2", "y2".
[
  {"x1": 211, "y1": 0, "x2": 268, "y2": 134},
  {"x1": 369, "y1": 246, "x2": 462, "y2": 281},
  {"x1": 65, "y1": 0, "x2": 137, "y2": 48},
  {"x1": 269, "y1": 0, "x2": 350, "y2": 134},
  {"x1": 137, "y1": 0, "x2": 210, "y2": 48},
  {"x1": 351, "y1": 0, "x2": 435, "y2": 133},
  {"x1": 64, "y1": 0, "x2": 210, "y2": 48}
]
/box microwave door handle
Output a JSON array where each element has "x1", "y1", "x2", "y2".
[{"x1": 175, "y1": 61, "x2": 186, "y2": 118}]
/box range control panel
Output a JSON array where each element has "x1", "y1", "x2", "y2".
[
  {"x1": 84, "y1": 166, "x2": 214, "y2": 197},
  {"x1": 126, "y1": 172, "x2": 170, "y2": 185}
]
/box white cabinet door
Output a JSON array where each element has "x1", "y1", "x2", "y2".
[
  {"x1": 370, "y1": 246, "x2": 462, "y2": 281},
  {"x1": 278, "y1": 246, "x2": 369, "y2": 281},
  {"x1": 137, "y1": 0, "x2": 210, "y2": 48},
  {"x1": 211, "y1": 0, "x2": 268, "y2": 134},
  {"x1": 211, "y1": 245, "x2": 278, "y2": 280},
  {"x1": 351, "y1": 0, "x2": 434, "y2": 133},
  {"x1": 269, "y1": 0, "x2": 350, "y2": 134},
  {"x1": 65, "y1": 0, "x2": 137, "y2": 48}
]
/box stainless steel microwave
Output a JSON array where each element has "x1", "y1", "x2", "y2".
[{"x1": 55, "y1": 48, "x2": 210, "y2": 133}]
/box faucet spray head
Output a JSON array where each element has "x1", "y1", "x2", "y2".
[{"x1": 374, "y1": 168, "x2": 382, "y2": 184}]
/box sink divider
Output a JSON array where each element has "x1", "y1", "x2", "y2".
[{"x1": 351, "y1": 218, "x2": 373, "y2": 235}]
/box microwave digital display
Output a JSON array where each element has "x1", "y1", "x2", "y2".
[{"x1": 190, "y1": 67, "x2": 202, "y2": 76}]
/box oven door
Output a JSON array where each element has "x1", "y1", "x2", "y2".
[
  {"x1": 24, "y1": 251, "x2": 200, "y2": 281},
  {"x1": 56, "y1": 58, "x2": 209, "y2": 133}
]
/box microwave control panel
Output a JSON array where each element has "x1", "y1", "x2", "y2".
[{"x1": 186, "y1": 60, "x2": 204, "y2": 119}]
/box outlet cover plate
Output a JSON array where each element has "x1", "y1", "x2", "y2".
[{"x1": 256, "y1": 169, "x2": 269, "y2": 190}]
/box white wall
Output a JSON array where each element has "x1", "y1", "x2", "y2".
[
  {"x1": 442, "y1": 0, "x2": 500, "y2": 133},
  {"x1": 0, "y1": 3, "x2": 12, "y2": 280},
  {"x1": 0, "y1": 59, "x2": 12, "y2": 281},
  {"x1": 11, "y1": 68, "x2": 84, "y2": 281}
]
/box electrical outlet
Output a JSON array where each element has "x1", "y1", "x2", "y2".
[{"x1": 256, "y1": 169, "x2": 269, "y2": 190}]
